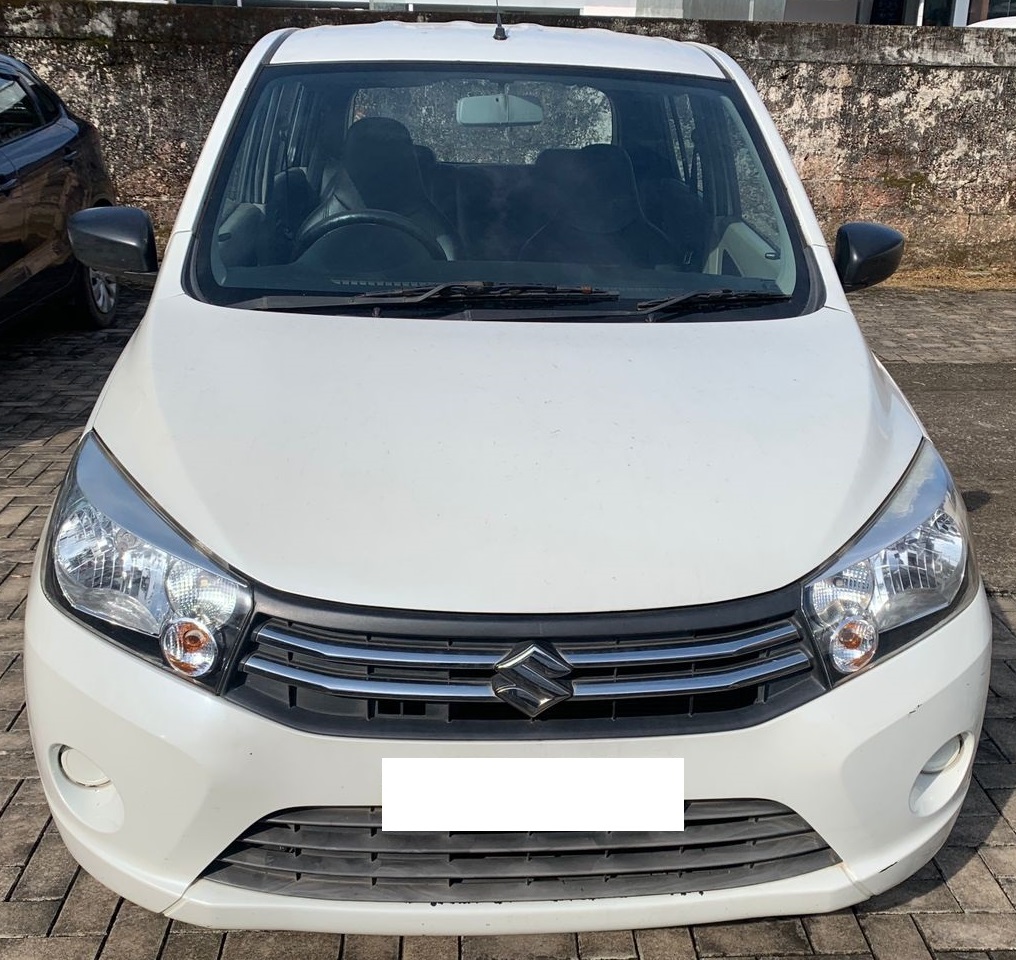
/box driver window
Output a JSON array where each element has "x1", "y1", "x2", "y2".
[
  {"x1": 215, "y1": 78, "x2": 317, "y2": 272},
  {"x1": 721, "y1": 100, "x2": 783, "y2": 251},
  {"x1": 0, "y1": 76, "x2": 42, "y2": 145}
]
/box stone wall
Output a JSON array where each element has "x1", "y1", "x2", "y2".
[{"x1": 2, "y1": 0, "x2": 1014, "y2": 269}]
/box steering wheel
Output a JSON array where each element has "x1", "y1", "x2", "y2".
[{"x1": 294, "y1": 210, "x2": 449, "y2": 261}]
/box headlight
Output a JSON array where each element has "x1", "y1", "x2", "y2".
[
  {"x1": 804, "y1": 442, "x2": 970, "y2": 678},
  {"x1": 46, "y1": 434, "x2": 252, "y2": 684}
]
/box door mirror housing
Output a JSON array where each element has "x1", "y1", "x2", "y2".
[
  {"x1": 834, "y1": 222, "x2": 905, "y2": 292},
  {"x1": 68, "y1": 206, "x2": 159, "y2": 286}
]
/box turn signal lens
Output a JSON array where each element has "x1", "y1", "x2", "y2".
[
  {"x1": 160, "y1": 619, "x2": 218, "y2": 677},
  {"x1": 828, "y1": 615, "x2": 877, "y2": 673}
]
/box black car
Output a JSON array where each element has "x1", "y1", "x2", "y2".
[{"x1": 1, "y1": 54, "x2": 118, "y2": 328}]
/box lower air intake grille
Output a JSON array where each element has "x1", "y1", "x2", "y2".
[{"x1": 204, "y1": 800, "x2": 839, "y2": 903}]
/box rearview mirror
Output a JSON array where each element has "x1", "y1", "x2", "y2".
[
  {"x1": 456, "y1": 94, "x2": 543, "y2": 127},
  {"x1": 68, "y1": 206, "x2": 159, "y2": 286},
  {"x1": 834, "y1": 222, "x2": 905, "y2": 292}
]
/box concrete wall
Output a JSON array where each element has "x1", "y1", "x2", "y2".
[{"x1": 2, "y1": 0, "x2": 1014, "y2": 270}]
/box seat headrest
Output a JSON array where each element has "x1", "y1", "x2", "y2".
[
  {"x1": 343, "y1": 117, "x2": 426, "y2": 211},
  {"x1": 541, "y1": 145, "x2": 644, "y2": 234}
]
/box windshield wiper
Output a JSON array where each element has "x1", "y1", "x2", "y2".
[
  {"x1": 229, "y1": 282, "x2": 619, "y2": 312},
  {"x1": 226, "y1": 284, "x2": 790, "y2": 321},
  {"x1": 636, "y1": 288, "x2": 791, "y2": 321},
  {"x1": 355, "y1": 282, "x2": 620, "y2": 305}
]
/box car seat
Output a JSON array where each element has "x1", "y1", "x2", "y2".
[{"x1": 519, "y1": 145, "x2": 680, "y2": 268}]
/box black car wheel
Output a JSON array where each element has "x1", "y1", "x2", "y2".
[{"x1": 74, "y1": 264, "x2": 119, "y2": 329}]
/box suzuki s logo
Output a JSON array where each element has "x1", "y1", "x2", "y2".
[{"x1": 492, "y1": 644, "x2": 572, "y2": 718}]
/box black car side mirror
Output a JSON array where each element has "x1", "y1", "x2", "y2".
[
  {"x1": 834, "y1": 222, "x2": 905, "y2": 292},
  {"x1": 68, "y1": 207, "x2": 159, "y2": 287}
]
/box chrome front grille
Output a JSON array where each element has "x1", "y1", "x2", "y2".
[
  {"x1": 225, "y1": 591, "x2": 823, "y2": 737},
  {"x1": 203, "y1": 800, "x2": 839, "y2": 903},
  {"x1": 243, "y1": 621, "x2": 810, "y2": 704}
]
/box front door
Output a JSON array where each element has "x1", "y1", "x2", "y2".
[
  {"x1": 0, "y1": 70, "x2": 78, "y2": 321},
  {"x1": 0, "y1": 80, "x2": 29, "y2": 313}
]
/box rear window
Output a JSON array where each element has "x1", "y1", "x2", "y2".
[{"x1": 353, "y1": 80, "x2": 613, "y2": 163}]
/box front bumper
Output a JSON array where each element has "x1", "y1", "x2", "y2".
[{"x1": 24, "y1": 572, "x2": 991, "y2": 934}]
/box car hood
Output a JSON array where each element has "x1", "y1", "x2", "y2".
[{"x1": 91, "y1": 297, "x2": 922, "y2": 613}]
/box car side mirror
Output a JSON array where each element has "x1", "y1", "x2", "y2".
[
  {"x1": 834, "y1": 222, "x2": 905, "y2": 292},
  {"x1": 68, "y1": 206, "x2": 159, "y2": 287}
]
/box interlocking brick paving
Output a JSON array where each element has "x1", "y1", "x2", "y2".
[
  {"x1": 2, "y1": 288, "x2": 1016, "y2": 958},
  {"x1": 851, "y1": 289, "x2": 1016, "y2": 365}
]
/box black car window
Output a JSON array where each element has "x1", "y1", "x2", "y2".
[
  {"x1": 28, "y1": 80, "x2": 62, "y2": 124},
  {"x1": 0, "y1": 76, "x2": 42, "y2": 144}
]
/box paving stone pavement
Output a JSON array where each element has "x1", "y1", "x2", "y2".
[
  {"x1": 2, "y1": 287, "x2": 1016, "y2": 959},
  {"x1": 850, "y1": 288, "x2": 1016, "y2": 365}
]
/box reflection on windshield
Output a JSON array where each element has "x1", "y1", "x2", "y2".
[{"x1": 195, "y1": 64, "x2": 807, "y2": 319}]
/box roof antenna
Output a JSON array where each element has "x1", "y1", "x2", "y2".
[{"x1": 493, "y1": 0, "x2": 507, "y2": 40}]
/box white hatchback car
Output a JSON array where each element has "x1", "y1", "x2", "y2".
[
  {"x1": 969, "y1": 15, "x2": 1016, "y2": 26},
  {"x1": 27, "y1": 20, "x2": 990, "y2": 935}
]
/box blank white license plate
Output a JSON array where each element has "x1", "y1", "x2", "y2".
[{"x1": 381, "y1": 757, "x2": 684, "y2": 832}]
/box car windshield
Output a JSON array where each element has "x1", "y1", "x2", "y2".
[{"x1": 190, "y1": 62, "x2": 811, "y2": 320}]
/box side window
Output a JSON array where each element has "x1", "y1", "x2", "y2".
[
  {"x1": 666, "y1": 94, "x2": 703, "y2": 196},
  {"x1": 28, "y1": 80, "x2": 62, "y2": 124},
  {"x1": 223, "y1": 78, "x2": 307, "y2": 206},
  {"x1": 287, "y1": 85, "x2": 317, "y2": 170},
  {"x1": 0, "y1": 76, "x2": 42, "y2": 145},
  {"x1": 720, "y1": 100, "x2": 782, "y2": 249}
]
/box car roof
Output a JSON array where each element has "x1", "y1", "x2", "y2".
[
  {"x1": 0, "y1": 53, "x2": 30, "y2": 76},
  {"x1": 968, "y1": 15, "x2": 1016, "y2": 26},
  {"x1": 270, "y1": 21, "x2": 725, "y2": 79}
]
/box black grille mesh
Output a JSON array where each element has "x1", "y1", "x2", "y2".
[{"x1": 204, "y1": 800, "x2": 839, "y2": 903}]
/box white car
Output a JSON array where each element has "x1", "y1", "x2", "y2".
[
  {"x1": 969, "y1": 15, "x2": 1016, "y2": 26},
  {"x1": 27, "y1": 20, "x2": 990, "y2": 935}
]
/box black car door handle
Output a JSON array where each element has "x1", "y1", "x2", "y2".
[
  {"x1": 62, "y1": 148, "x2": 79, "y2": 163},
  {"x1": 0, "y1": 175, "x2": 17, "y2": 196}
]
